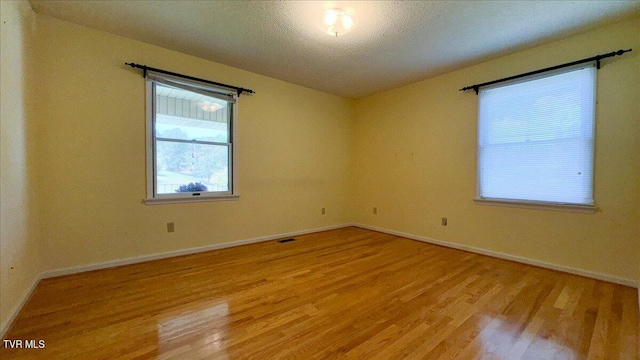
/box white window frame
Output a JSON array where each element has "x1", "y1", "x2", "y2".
[
  {"x1": 144, "y1": 72, "x2": 239, "y2": 205},
  {"x1": 473, "y1": 65, "x2": 597, "y2": 213}
]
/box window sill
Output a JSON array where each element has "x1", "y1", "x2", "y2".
[
  {"x1": 144, "y1": 194, "x2": 239, "y2": 205},
  {"x1": 473, "y1": 198, "x2": 596, "y2": 214}
]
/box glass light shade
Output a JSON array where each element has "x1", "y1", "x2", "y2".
[{"x1": 320, "y1": 8, "x2": 355, "y2": 37}]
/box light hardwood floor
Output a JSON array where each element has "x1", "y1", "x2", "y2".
[{"x1": 1, "y1": 227, "x2": 638, "y2": 359}]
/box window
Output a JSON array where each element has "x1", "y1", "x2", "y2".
[
  {"x1": 476, "y1": 65, "x2": 596, "y2": 210},
  {"x1": 145, "y1": 72, "x2": 238, "y2": 204}
]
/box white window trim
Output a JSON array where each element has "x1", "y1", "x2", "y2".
[
  {"x1": 144, "y1": 74, "x2": 239, "y2": 205},
  {"x1": 473, "y1": 198, "x2": 596, "y2": 214},
  {"x1": 475, "y1": 64, "x2": 597, "y2": 212},
  {"x1": 144, "y1": 194, "x2": 239, "y2": 205}
]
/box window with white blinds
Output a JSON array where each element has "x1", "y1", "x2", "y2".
[{"x1": 477, "y1": 65, "x2": 596, "y2": 206}]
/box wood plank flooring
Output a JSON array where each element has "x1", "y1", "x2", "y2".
[{"x1": 1, "y1": 227, "x2": 638, "y2": 359}]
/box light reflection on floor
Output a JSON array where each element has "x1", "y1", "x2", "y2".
[
  {"x1": 157, "y1": 302, "x2": 229, "y2": 359},
  {"x1": 476, "y1": 315, "x2": 577, "y2": 359}
]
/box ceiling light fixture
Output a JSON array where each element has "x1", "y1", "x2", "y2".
[{"x1": 321, "y1": 8, "x2": 355, "y2": 37}]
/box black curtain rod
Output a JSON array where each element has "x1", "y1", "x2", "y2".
[
  {"x1": 460, "y1": 49, "x2": 632, "y2": 94},
  {"x1": 125, "y1": 62, "x2": 255, "y2": 96}
]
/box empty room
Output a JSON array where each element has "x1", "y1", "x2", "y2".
[{"x1": 1, "y1": 0, "x2": 639, "y2": 359}]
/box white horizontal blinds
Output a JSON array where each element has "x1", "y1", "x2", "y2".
[{"x1": 478, "y1": 65, "x2": 596, "y2": 205}]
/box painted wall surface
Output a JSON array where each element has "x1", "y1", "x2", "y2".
[
  {"x1": 34, "y1": 15, "x2": 354, "y2": 272},
  {"x1": 352, "y1": 17, "x2": 640, "y2": 283},
  {"x1": 0, "y1": 1, "x2": 42, "y2": 332}
]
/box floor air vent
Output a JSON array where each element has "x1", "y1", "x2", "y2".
[{"x1": 277, "y1": 238, "x2": 296, "y2": 243}]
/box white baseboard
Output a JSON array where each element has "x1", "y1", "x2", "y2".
[
  {"x1": 353, "y1": 223, "x2": 638, "y2": 288},
  {"x1": 1, "y1": 273, "x2": 42, "y2": 339},
  {"x1": 42, "y1": 223, "x2": 351, "y2": 279}
]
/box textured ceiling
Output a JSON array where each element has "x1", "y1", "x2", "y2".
[{"x1": 29, "y1": 1, "x2": 639, "y2": 98}]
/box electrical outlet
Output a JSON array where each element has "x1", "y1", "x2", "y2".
[
  {"x1": 373, "y1": 207, "x2": 377, "y2": 215},
  {"x1": 442, "y1": 217, "x2": 447, "y2": 226},
  {"x1": 167, "y1": 222, "x2": 175, "y2": 233},
  {"x1": 322, "y1": 208, "x2": 325, "y2": 215}
]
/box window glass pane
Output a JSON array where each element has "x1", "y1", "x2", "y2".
[
  {"x1": 156, "y1": 141, "x2": 229, "y2": 194},
  {"x1": 478, "y1": 66, "x2": 595, "y2": 205},
  {"x1": 155, "y1": 83, "x2": 229, "y2": 143}
]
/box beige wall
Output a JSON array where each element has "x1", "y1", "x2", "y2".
[
  {"x1": 33, "y1": 15, "x2": 354, "y2": 272},
  {"x1": 0, "y1": 1, "x2": 42, "y2": 333},
  {"x1": 352, "y1": 17, "x2": 640, "y2": 283}
]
